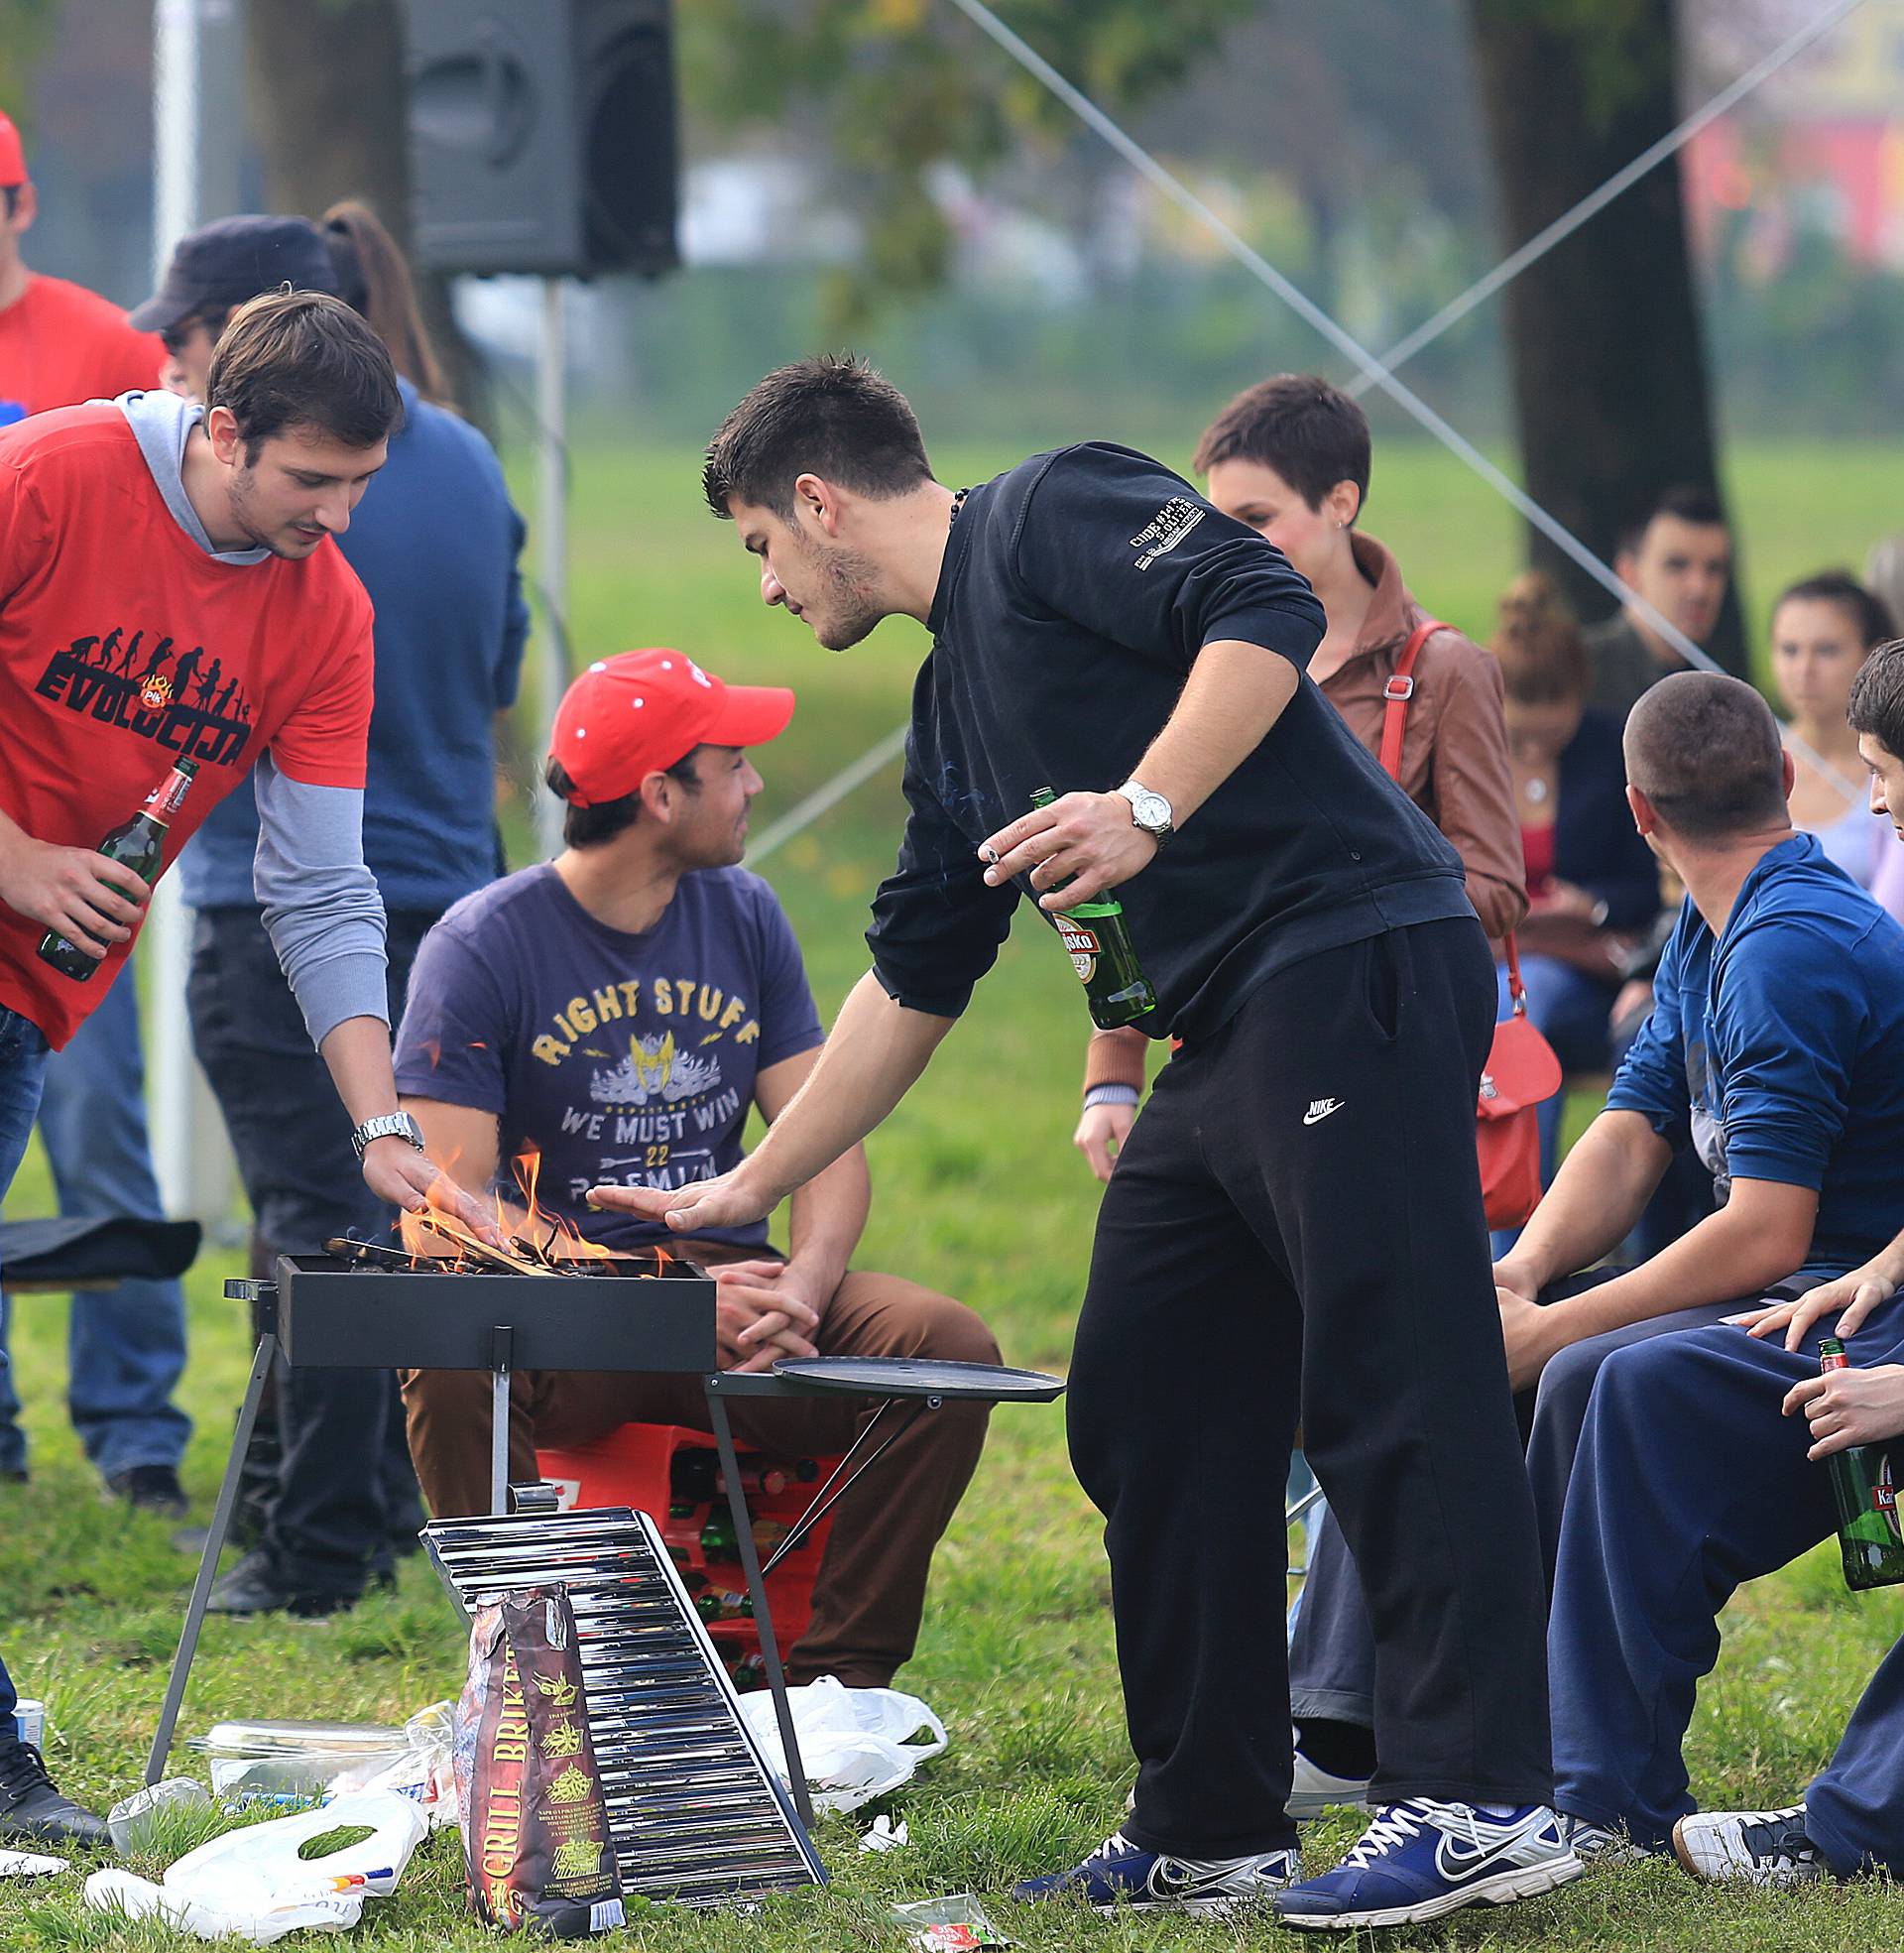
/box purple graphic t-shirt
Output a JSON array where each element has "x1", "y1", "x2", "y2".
[{"x1": 394, "y1": 863, "x2": 825, "y2": 1251}]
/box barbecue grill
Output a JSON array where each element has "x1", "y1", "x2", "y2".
[{"x1": 146, "y1": 1236, "x2": 1065, "y2": 1879}]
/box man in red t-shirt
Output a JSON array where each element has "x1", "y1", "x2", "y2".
[
  {"x1": 0, "y1": 287, "x2": 503, "y2": 1206},
  {"x1": 0, "y1": 111, "x2": 164, "y2": 424}
]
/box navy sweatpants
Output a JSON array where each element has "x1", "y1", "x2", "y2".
[
  {"x1": 1809, "y1": 1632, "x2": 1904, "y2": 1877},
  {"x1": 1551, "y1": 1299, "x2": 1904, "y2": 1860},
  {"x1": 1070, "y1": 917, "x2": 1552, "y2": 1859},
  {"x1": 1289, "y1": 1279, "x2": 1775, "y2": 1730}
]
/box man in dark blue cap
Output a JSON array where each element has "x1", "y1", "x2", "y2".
[{"x1": 132, "y1": 213, "x2": 342, "y2": 385}]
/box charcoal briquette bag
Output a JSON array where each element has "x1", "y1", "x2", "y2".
[{"x1": 453, "y1": 1585, "x2": 625, "y2": 1938}]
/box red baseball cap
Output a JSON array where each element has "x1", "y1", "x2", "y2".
[
  {"x1": 0, "y1": 114, "x2": 27, "y2": 189},
  {"x1": 549, "y1": 649, "x2": 795, "y2": 807}
]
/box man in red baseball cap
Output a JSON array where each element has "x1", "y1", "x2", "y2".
[
  {"x1": 390, "y1": 649, "x2": 1000, "y2": 1688},
  {"x1": 0, "y1": 109, "x2": 165, "y2": 423}
]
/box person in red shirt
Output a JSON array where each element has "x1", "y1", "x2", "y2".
[
  {"x1": 0, "y1": 110, "x2": 164, "y2": 424},
  {"x1": 0, "y1": 105, "x2": 193, "y2": 1535},
  {"x1": 0, "y1": 288, "x2": 505, "y2": 1206}
]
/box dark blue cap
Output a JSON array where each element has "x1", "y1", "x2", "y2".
[{"x1": 130, "y1": 213, "x2": 339, "y2": 334}]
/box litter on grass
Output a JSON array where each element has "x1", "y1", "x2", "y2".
[
  {"x1": 82, "y1": 1788, "x2": 426, "y2": 1945},
  {"x1": 890, "y1": 1892, "x2": 1012, "y2": 1950},
  {"x1": 737, "y1": 1676, "x2": 948, "y2": 1814},
  {"x1": 0, "y1": 1849, "x2": 64, "y2": 1878}
]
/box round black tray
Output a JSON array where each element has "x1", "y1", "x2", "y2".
[{"x1": 770, "y1": 1355, "x2": 1066, "y2": 1403}]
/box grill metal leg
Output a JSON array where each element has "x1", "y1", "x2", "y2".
[
  {"x1": 145, "y1": 1331, "x2": 277, "y2": 1786},
  {"x1": 489, "y1": 1326, "x2": 514, "y2": 1516},
  {"x1": 705, "y1": 1385, "x2": 815, "y2": 1830}
]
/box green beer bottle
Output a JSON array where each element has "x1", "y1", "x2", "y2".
[
  {"x1": 1028, "y1": 788, "x2": 1157, "y2": 1030},
  {"x1": 39, "y1": 758, "x2": 198, "y2": 981},
  {"x1": 1819, "y1": 1339, "x2": 1904, "y2": 1591}
]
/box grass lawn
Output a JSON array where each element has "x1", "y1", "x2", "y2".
[{"x1": 5, "y1": 436, "x2": 1904, "y2": 1948}]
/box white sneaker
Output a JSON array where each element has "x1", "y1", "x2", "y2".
[
  {"x1": 1672, "y1": 1805, "x2": 1825, "y2": 1888},
  {"x1": 1287, "y1": 1741, "x2": 1371, "y2": 1819}
]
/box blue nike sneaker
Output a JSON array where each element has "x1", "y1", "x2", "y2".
[
  {"x1": 1013, "y1": 1829, "x2": 1302, "y2": 1914},
  {"x1": 1274, "y1": 1799, "x2": 1582, "y2": 1930}
]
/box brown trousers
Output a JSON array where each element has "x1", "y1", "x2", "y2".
[{"x1": 400, "y1": 1255, "x2": 999, "y2": 1688}]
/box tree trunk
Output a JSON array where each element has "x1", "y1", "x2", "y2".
[
  {"x1": 1465, "y1": 0, "x2": 1745, "y2": 676},
  {"x1": 243, "y1": 0, "x2": 485, "y2": 420}
]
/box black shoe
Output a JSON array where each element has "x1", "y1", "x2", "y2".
[
  {"x1": 0, "y1": 1467, "x2": 26, "y2": 1486},
  {"x1": 0, "y1": 1739, "x2": 108, "y2": 1846},
  {"x1": 104, "y1": 1464, "x2": 189, "y2": 1520},
  {"x1": 205, "y1": 1549, "x2": 361, "y2": 1621}
]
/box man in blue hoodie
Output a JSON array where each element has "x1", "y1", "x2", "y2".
[
  {"x1": 1392, "y1": 668, "x2": 1904, "y2": 1864},
  {"x1": 1541, "y1": 657, "x2": 1904, "y2": 1868}
]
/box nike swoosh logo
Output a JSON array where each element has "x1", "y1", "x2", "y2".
[{"x1": 1303, "y1": 1100, "x2": 1344, "y2": 1126}]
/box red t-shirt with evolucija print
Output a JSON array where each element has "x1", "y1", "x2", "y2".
[
  {"x1": 0, "y1": 274, "x2": 167, "y2": 420},
  {"x1": 0, "y1": 402, "x2": 375, "y2": 1048}
]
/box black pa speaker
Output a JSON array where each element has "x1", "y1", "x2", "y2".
[{"x1": 403, "y1": 0, "x2": 679, "y2": 278}]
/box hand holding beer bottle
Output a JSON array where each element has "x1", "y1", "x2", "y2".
[
  {"x1": 35, "y1": 760, "x2": 196, "y2": 979},
  {"x1": 1028, "y1": 788, "x2": 1157, "y2": 1030},
  {"x1": 1816, "y1": 1339, "x2": 1904, "y2": 1591}
]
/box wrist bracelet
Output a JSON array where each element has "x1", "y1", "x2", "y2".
[{"x1": 1083, "y1": 1083, "x2": 1141, "y2": 1111}]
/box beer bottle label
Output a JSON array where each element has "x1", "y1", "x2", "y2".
[
  {"x1": 1876, "y1": 1454, "x2": 1901, "y2": 1545},
  {"x1": 1059, "y1": 920, "x2": 1100, "y2": 982}
]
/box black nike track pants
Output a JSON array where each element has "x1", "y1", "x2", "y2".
[{"x1": 1067, "y1": 915, "x2": 1554, "y2": 1858}]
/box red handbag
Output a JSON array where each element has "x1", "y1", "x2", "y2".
[{"x1": 1380, "y1": 619, "x2": 1562, "y2": 1228}]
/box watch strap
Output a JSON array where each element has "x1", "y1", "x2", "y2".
[{"x1": 352, "y1": 1111, "x2": 425, "y2": 1160}]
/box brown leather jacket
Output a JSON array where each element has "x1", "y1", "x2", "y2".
[{"x1": 1084, "y1": 530, "x2": 1525, "y2": 1094}]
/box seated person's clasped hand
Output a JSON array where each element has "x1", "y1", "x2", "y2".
[
  {"x1": 1491, "y1": 1262, "x2": 1563, "y2": 1393},
  {"x1": 710, "y1": 1258, "x2": 825, "y2": 1374}
]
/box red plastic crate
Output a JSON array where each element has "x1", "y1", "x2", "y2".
[{"x1": 536, "y1": 1422, "x2": 838, "y2": 1682}]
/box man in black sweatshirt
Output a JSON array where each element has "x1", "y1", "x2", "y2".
[{"x1": 592, "y1": 355, "x2": 1577, "y2": 1930}]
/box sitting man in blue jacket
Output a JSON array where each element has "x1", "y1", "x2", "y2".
[
  {"x1": 1547, "y1": 650, "x2": 1904, "y2": 1869},
  {"x1": 1287, "y1": 671, "x2": 1904, "y2": 1830}
]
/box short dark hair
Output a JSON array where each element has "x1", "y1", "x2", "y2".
[
  {"x1": 1772, "y1": 568, "x2": 1898, "y2": 652},
  {"x1": 545, "y1": 751, "x2": 700, "y2": 849},
  {"x1": 1192, "y1": 374, "x2": 1371, "y2": 516},
  {"x1": 205, "y1": 288, "x2": 403, "y2": 461},
  {"x1": 1624, "y1": 671, "x2": 1787, "y2": 841},
  {"x1": 1615, "y1": 483, "x2": 1727, "y2": 558},
  {"x1": 702, "y1": 353, "x2": 934, "y2": 522},
  {"x1": 1848, "y1": 641, "x2": 1904, "y2": 760},
  {"x1": 1490, "y1": 570, "x2": 1588, "y2": 707}
]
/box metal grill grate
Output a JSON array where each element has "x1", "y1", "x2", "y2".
[{"x1": 423, "y1": 1506, "x2": 825, "y2": 1906}]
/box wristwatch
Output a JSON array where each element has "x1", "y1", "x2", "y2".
[
  {"x1": 1117, "y1": 780, "x2": 1175, "y2": 847},
  {"x1": 351, "y1": 1111, "x2": 427, "y2": 1161}
]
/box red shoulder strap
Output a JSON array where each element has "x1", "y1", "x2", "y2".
[
  {"x1": 1503, "y1": 929, "x2": 1525, "y2": 1012},
  {"x1": 1376, "y1": 617, "x2": 1447, "y2": 782}
]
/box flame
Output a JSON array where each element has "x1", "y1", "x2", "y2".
[
  {"x1": 509, "y1": 1145, "x2": 615, "y2": 1263},
  {"x1": 388, "y1": 1147, "x2": 647, "y2": 1272}
]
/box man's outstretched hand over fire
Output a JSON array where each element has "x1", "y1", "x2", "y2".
[{"x1": 587, "y1": 1169, "x2": 774, "y2": 1240}]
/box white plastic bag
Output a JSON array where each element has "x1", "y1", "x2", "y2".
[
  {"x1": 84, "y1": 1867, "x2": 366, "y2": 1944},
  {"x1": 738, "y1": 1676, "x2": 948, "y2": 1814},
  {"x1": 83, "y1": 1789, "x2": 426, "y2": 1944}
]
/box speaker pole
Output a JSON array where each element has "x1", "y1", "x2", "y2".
[{"x1": 535, "y1": 276, "x2": 570, "y2": 861}]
